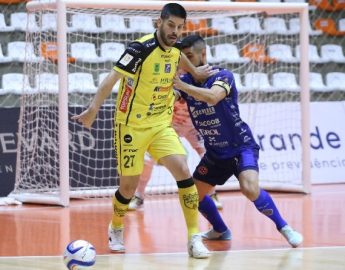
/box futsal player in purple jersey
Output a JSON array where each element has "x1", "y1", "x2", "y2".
[{"x1": 173, "y1": 35, "x2": 303, "y2": 248}]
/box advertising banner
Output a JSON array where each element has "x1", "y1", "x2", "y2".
[{"x1": 0, "y1": 102, "x2": 344, "y2": 196}]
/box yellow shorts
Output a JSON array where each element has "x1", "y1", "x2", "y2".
[{"x1": 114, "y1": 123, "x2": 186, "y2": 176}]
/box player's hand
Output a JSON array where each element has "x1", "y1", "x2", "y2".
[
  {"x1": 71, "y1": 108, "x2": 97, "y2": 129},
  {"x1": 173, "y1": 75, "x2": 189, "y2": 92},
  {"x1": 193, "y1": 64, "x2": 218, "y2": 81}
]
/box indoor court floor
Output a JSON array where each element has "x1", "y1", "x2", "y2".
[{"x1": 0, "y1": 183, "x2": 344, "y2": 270}]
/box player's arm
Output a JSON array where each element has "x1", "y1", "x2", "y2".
[
  {"x1": 71, "y1": 70, "x2": 123, "y2": 129},
  {"x1": 179, "y1": 53, "x2": 217, "y2": 81},
  {"x1": 173, "y1": 89, "x2": 182, "y2": 102},
  {"x1": 173, "y1": 75, "x2": 229, "y2": 106}
]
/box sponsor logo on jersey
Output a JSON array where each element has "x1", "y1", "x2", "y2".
[
  {"x1": 123, "y1": 148, "x2": 138, "y2": 152},
  {"x1": 199, "y1": 128, "x2": 220, "y2": 136},
  {"x1": 154, "y1": 63, "x2": 160, "y2": 73},
  {"x1": 123, "y1": 134, "x2": 132, "y2": 143},
  {"x1": 214, "y1": 76, "x2": 228, "y2": 84},
  {"x1": 208, "y1": 137, "x2": 216, "y2": 143},
  {"x1": 131, "y1": 58, "x2": 142, "y2": 73},
  {"x1": 150, "y1": 78, "x2": 159, "y2": 85},
  {"x1": 243, "y1": 135, "x2": 251, "y2": 143},
  {"x1": 147, "y1": 103, "x2": 154, "y2": 116},
  {"x1": 160, "y1": 78, "x2": 173, "y2": 84},
  {"x1": 119, "y1": 53, "x2": 133, "y2": 66},
  {"x1": 239, "y1": 127, "x2": 247, "y2": 135},
  {"x1": 235, "y1": 121, "x2": 243, "y2": 127},
  {"x1": 190, "y1": 107, "x2": 216, "y2": 118},
  {"x1": 209, "y1": 141, "x2": 229, "y2": 147},
  {"x1": 119, "y1": 85, "x2": 132, "y2": 112},
  {"x1": 161, "y1": 54, "x2": 173, "y2": 59},
  {"x1": 154, "y1": 104, "x2": 166, "y2": 111},
  {"x1": 147, "y1": 103, "x2": 167, "y2": 116},
  {"x1": 164, "y1": 64, "x2": 171, "y2": 73},
  {"x1": 145, "y1": 40, "x2": 156, "y2": 48},
  {"x1": 154, "y1": 85, "x2": 171, "y2": 92},
  {"x1": 127, "y1": 46, "x2": 140, "y2": 54},
  {"x1": 195, "y1": 118, "x2": 220, "y2": 127},
  {"x1": 127, "y1": 78, "x2": 134, "y2": 87},
  {"x1": 152, "y1": 93, "x2": 169, "y2": 101}
]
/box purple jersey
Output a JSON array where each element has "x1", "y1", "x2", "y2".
[{"x1": 179, "y1": 68, "x2": 259, "y2": 159}]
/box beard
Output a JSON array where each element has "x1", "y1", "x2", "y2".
[{"x1": 159, "y1": 26, "x2": 177, "y2": 47}]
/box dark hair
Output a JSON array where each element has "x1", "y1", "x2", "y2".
[
  {"x1": 181, "y1": 35, "x2": 205, "y2": 50},
  {"x1": 160, "y1": 3, "x2": 187, "y2": 20}
]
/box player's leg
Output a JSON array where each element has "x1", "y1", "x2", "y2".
[
  {"x1": 128, "y1": 155, "x2": 155, "y2": 210},
  {"x1": 109, "y1": 174, "x2": 140, "y2": 252},
  {"x1": 193, "y1": 155, "x2": 231, "y2": 240},
  {"x1": 209, "y1": 191, "x2": 223, "y2": 210},
  {"x1": 109, "y1": 124, "x2": 148, "y2": 252},
  {"x1": 150, "y1": 125, "x2": 209, "y2": 258},
  {"x1": 182, "y1": 126, "x2": 223, "y2": 210},
  {"x1": 237, "y1": 148, "x2": 303, "y2": 248}
]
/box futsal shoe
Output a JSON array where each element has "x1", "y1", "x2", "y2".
[
  {"x1": 187, "y1": 234, "x2": 210, "y2": 259},
  {"x1": 128, "y1": 195, "x2": 144, "y2": 210},
  {"x1": 108, "y1": 223, "x2": 125, "y2": 252},
  {"x1": 279, "y1": 225, "x2": 303, "y2": 248},
  {"x1": 201, "y1": 228, "x2": 232, "y2": 240}
]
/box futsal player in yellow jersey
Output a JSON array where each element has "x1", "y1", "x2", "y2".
[{"x1": 72, "y1": 3, "x2": 215, "y2": 258}]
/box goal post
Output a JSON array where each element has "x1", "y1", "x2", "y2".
[{"x1": 10, "y1": 0, "x2": 310, "y2": 206}]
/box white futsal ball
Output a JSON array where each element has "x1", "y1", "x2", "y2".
[{"x1": 63, "y1": 240, "x2": 96, "y2": 270}]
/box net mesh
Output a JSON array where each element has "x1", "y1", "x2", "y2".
[{"x1": 9, "y1": 2, "x2": 311, "y2": 202}]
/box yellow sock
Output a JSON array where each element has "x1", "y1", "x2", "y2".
[
  {"x1": 111, "y1": 196, "x2": 129, "y2": 229},
  {"x1": 178, "y1": 184, "x2": 199, "y2": 240}
]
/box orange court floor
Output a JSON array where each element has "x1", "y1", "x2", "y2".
[{"x1": 0, "y1": 183, "x2": 344, "y2": 270}]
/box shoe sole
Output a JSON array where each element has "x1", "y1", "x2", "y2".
[
  {"x1": 202, "y1": 235, "x2": 231, "y2": 241},
  {"x1": 188, "y1": 249, "x2": 210, "y2": 259},
  {"x1": 290, "y1": 239, "x2": 303, "y2": 248},
  {"x1": 201, "y1": 230, "x2": 232, "y2": 241},
  {"x1": 110, "y1": 249, "x2": 126, "y2": 253},
  {"x1": 190, "y1": 254, "x2": 210, "y2": 259},
  {"x1": 202, "y1": 236, "x2": 231, "y2": 241},
  {"x1": 109, "y1": 245, "x2": 126, "y2": 253}
]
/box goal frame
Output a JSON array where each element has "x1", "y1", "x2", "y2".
[{"x1": 14, "y1": 0, "x2": 310, "y2": 206}]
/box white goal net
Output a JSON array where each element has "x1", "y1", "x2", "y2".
[{"x1": 10, "y1": 0, "x2": 310, "y2": 206}]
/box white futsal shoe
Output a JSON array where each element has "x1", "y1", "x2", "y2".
[
  {"x1": 108, "y1": 223, "x2": 125, "y2": 252},
  {"x1": 280, "y1": 225, "x2": 303, "y2": 248},
  {"x1": 187, "y1": 234, "x2": 211, "y2": 259}
]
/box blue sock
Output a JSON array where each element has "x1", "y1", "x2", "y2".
[
  {"x1": 199, "y1": 195, "x2": 228, "y2": 233},
  {"x1": 253, "y1": 189, "x2": 287, "y2": 230}
]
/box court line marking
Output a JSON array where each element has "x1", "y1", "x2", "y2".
[{"x1": 0, "y1": 245, "x2": 344, "y2": 259}]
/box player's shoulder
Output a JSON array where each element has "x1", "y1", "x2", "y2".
[
  {"x1": 137, "y1": 33, "x2": 157, "y2": 48},
  {"x1": 215, "y1": 68, "x2": 234, "y2": 78},
  {"x1": 127, "y1": 33, "x2": 157, "y2": 54},
  {"x1": 211, "y1": 68, "x2": 234, "y2": 82}
]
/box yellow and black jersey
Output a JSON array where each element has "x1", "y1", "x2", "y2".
[{"x1": 114, "y1": 32, "x2": 182, "y2": 128}]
